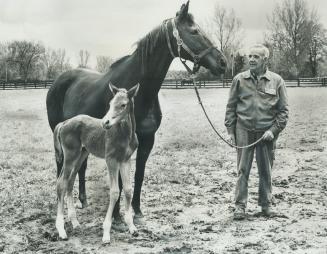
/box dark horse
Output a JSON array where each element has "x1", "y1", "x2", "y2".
[{"x1": 46, "y1": 1, "x2": 227, "y2": 220}]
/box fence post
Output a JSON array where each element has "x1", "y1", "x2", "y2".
[{"x1": 297, "y1": 79, "x2": 300, "y2": 87}]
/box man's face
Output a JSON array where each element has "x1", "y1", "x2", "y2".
[{"x1": 248, "y1": 48, "x2": 266, "y2": 73}]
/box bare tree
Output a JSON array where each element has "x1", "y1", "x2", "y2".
[
  {"x1": 266, "y1": 0, "x2": 327, "y2": 77},
  {"x1": 96, "y1": 55, "x2": 114, "y2": 73},
  {"x1": 204, "y1": 3, "x2": 243, "y2": 77},
  {"x1": 306, "y1": 10, "x2": 327, "y2": 76},
  {"x1": 78, "y1": 49, "x2": 90, "y2": 68},
  {"x1": 8, "y1": 40, "x2": 45, "y2": 81},
  {"x1": 209, "y1": 3, "x2": 243, "y2": 52},
  {"x1": 43, "y1": 48, "x2": 71, "y2": 79}
]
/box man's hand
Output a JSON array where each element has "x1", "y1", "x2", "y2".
[
  {"x1": 228, "y1": 133, "x2": 236, "y2": 145},
  {"x1": 262, "y1": 130, "x2": 274, "y2": 141}
]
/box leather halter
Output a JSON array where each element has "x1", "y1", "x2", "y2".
[{"x1": 164, "y1": 18, "x2": 216, "y2": 74}]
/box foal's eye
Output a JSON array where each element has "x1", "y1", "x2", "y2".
[{"x1": 121, "y1": 104, "x2": 126, "y2": 108}]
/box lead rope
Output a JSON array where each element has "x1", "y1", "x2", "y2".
[
  {"x1": 190, "y1": 75, "x2": 264, "y2": 149},
  {"x1": 166, "y1": 18, "x2": 264, "y2": 149}
]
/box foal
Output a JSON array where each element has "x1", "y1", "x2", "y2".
[{"x1": 53, "y1": 83, "x2": 139, "y2": 244}]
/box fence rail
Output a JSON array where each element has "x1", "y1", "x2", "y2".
[{"x1": 0, "y1": 77, "x2": 326, "y2": 90}]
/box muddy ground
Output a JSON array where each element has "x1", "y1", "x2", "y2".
[{"x1": 0, "y1": 87, "x2": 326, "y2": 253}]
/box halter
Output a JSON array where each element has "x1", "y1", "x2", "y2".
[{"x1": 164, "y1": 18, "x2": 216, "y2": 74}]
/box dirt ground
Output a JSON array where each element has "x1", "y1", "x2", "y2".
[{"x1": 0, "y1": 87, "x2": 326, "y2": 254}]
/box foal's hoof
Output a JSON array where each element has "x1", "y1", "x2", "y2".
[
  {"x1": 102, "y1": 237, "x2": 111, "y2": 245},
  {"x1": 58, "y1": 234, "x2": 68, "y2": 241},
  {"x1": 72, "y1": 220, "x2": 81, "y2": 229}
]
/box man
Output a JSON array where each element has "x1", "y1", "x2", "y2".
[{"x1": 225, "y1": 44, "x2": 289, "y2": 220}]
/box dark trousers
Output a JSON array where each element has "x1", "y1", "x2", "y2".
[{"x1": 235, "y1": 127, "x2": 276, "y2": 209}]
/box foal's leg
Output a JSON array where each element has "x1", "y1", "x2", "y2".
[
  {"x1": 102, "y1": 159, "x2": 120, "y2": 244},
  {"x1": 56, "y1": 155, "x2": 76, "y2": 239},
  {"x1": 120, "y1": 160, "x2": 137, "y2": 235},
  {"x1": 66, "y1": 149, "x2": 89, "y2": 228},
  {"x1": 56, "y1": 146, "x2": 82, "y2": 239}
]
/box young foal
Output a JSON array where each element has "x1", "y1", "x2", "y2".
[{"x1": 53, "y1": 83, "x2": 139, "y2": 244}]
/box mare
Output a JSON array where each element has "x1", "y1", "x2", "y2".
[
  {"x1": 54, "y1": 83, "x2": 139, "y2": 243},
  {"x1": 46, "y1": 1, "x2": 227, "y2": 220}
]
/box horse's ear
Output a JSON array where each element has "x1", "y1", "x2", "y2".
[
  {"x1": 176, "y1": 1, "x2": 189, "y2": 20},
  {"x1": 127, "y1": 83, "x2": 140, "y2": 99},
  {"x1": 108, "y1": 82, "x2": 119, "y2": 96}
]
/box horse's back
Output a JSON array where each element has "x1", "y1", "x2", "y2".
[{"x1": 46, "y1": 68, "x2": 106, "y2": 131}]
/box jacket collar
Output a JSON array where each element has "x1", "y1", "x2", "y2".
[{"x1": 244, "y1": 69, "x2": 271, "y2": 81}]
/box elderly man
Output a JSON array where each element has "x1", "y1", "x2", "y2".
[{"x1": 225, "y1": 44, "x2": 289, "y2": 220}]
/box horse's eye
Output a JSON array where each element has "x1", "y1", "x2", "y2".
[
  {"x1": 191, "y1": 29, "x2": 199, "y2": 35},
  {"x1": 121, "y1": 104, "x2": 126, "y2": 108}
]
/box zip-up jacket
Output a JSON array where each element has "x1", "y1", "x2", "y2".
[{"x1": 225, "y1": 69, "x2": 289, "y2": 136}]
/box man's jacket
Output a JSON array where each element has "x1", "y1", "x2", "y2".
[{"x1": 225, "y1": 69, "x2": 289, "y2": 136}]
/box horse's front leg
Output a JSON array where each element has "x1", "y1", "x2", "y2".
[
  {"x1": 120, "y1": 160, "x2": 138, "y2": 236},
  {"x1": 102, "y1": 159, "x2": 120, "y2": 244},
  {"x1": 132, "y1": 132, "x2": 155, "y2": 218}
]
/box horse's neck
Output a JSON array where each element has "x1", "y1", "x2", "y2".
[{"x1": 103, "y1": 27, "x2": 174, "y2": 92}]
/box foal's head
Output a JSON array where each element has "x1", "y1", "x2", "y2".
[{"x1": 102, "y1": 83, "x2": 139, "y2": 130}]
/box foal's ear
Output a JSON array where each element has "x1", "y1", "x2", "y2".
[
  {"x1": 108, "y1": 82, "x2": 119, "y2": 96},
  {"x1": 127, "y1": 83, "x2": 140, "y2": 99},
  {"x1": 176, "y1": 0, "x2": 189, "y2": 20}
]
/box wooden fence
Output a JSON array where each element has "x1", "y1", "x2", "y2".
[
  {"x1": 162, "y1": 77, "x2": 327, "y2": 89},
  {"x1": 0, "y1": 77, "x2": 327, "y2": 90},
  {"x1": 0, "y1": 80, "x2": 53, "y2": 90}
]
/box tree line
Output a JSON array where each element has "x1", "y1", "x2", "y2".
[
  {"x1": 0, "y1": 0, "x2": 326, "y2": 81},
  {"x1": 0, "y1": 42, "x2": 114, "y2": 82}
]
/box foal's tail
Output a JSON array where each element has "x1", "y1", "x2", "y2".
[{"x1": 53, "y1": 123, "x2": 64, "y2": 178}]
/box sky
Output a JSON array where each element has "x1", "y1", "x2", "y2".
[{"x1": 1, "y1": 0, "x2": 327, "y2": 70}]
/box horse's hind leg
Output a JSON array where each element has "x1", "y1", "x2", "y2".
[
  {"x1": 102, "y1": 159, "x2": 120, "y2": 244},
  {"x1": 120, "y1": 160, "x2": 137, "y2": 236},
  {"x1": 67, "y1": 149, "x2": 89, "y2": 228},
  {"x1": 77, "y1": 158, "x2": 88, "y2": 208}
]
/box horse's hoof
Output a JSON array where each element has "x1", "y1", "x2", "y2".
[
  {"x1": 134, "y1": 211, "x2": 144, "y2": 219},
  {"x1": 131, "y1": 230, "x2": 139, "y2": 237},
  {"x1": 113, "y1": 214, "x2": 124, "y2": 224}
]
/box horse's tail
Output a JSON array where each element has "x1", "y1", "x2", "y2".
[
  {"x1": 46, "y1": 70, "x2": 76, "y2": 132},
  {"x1": 53, "y1": 123, "x2": 64, "y2": 178}
]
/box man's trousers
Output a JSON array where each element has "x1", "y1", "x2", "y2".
[{"x1": 235, "y1": 127, "x2": 276, "y2": 208}]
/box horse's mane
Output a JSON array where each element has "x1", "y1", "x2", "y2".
[
  {"x1": 135, "y1": 21, "x2": 167, "y2": 75},
  {"x1": 110, "y1": 55, "x2": 131, "y2": 69},
  {"x1": 110, "y1": 14, "x2": 195, "y2": 75}
]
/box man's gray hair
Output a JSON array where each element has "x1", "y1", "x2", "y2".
[{"x1": 249, "y1": 44, "x2": 270, "y2": 58}]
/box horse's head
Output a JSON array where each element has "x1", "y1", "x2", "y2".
[
  {"x1": 102, "y1": 83, "x2": 139, "y2": 130},
  {"x1": 168, "y1": 1, "x2": 227, "y2": 75}
]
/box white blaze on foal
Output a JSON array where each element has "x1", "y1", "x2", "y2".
[{"x1": 53, "y1": 83, "x2": 139, "y2": 244}]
